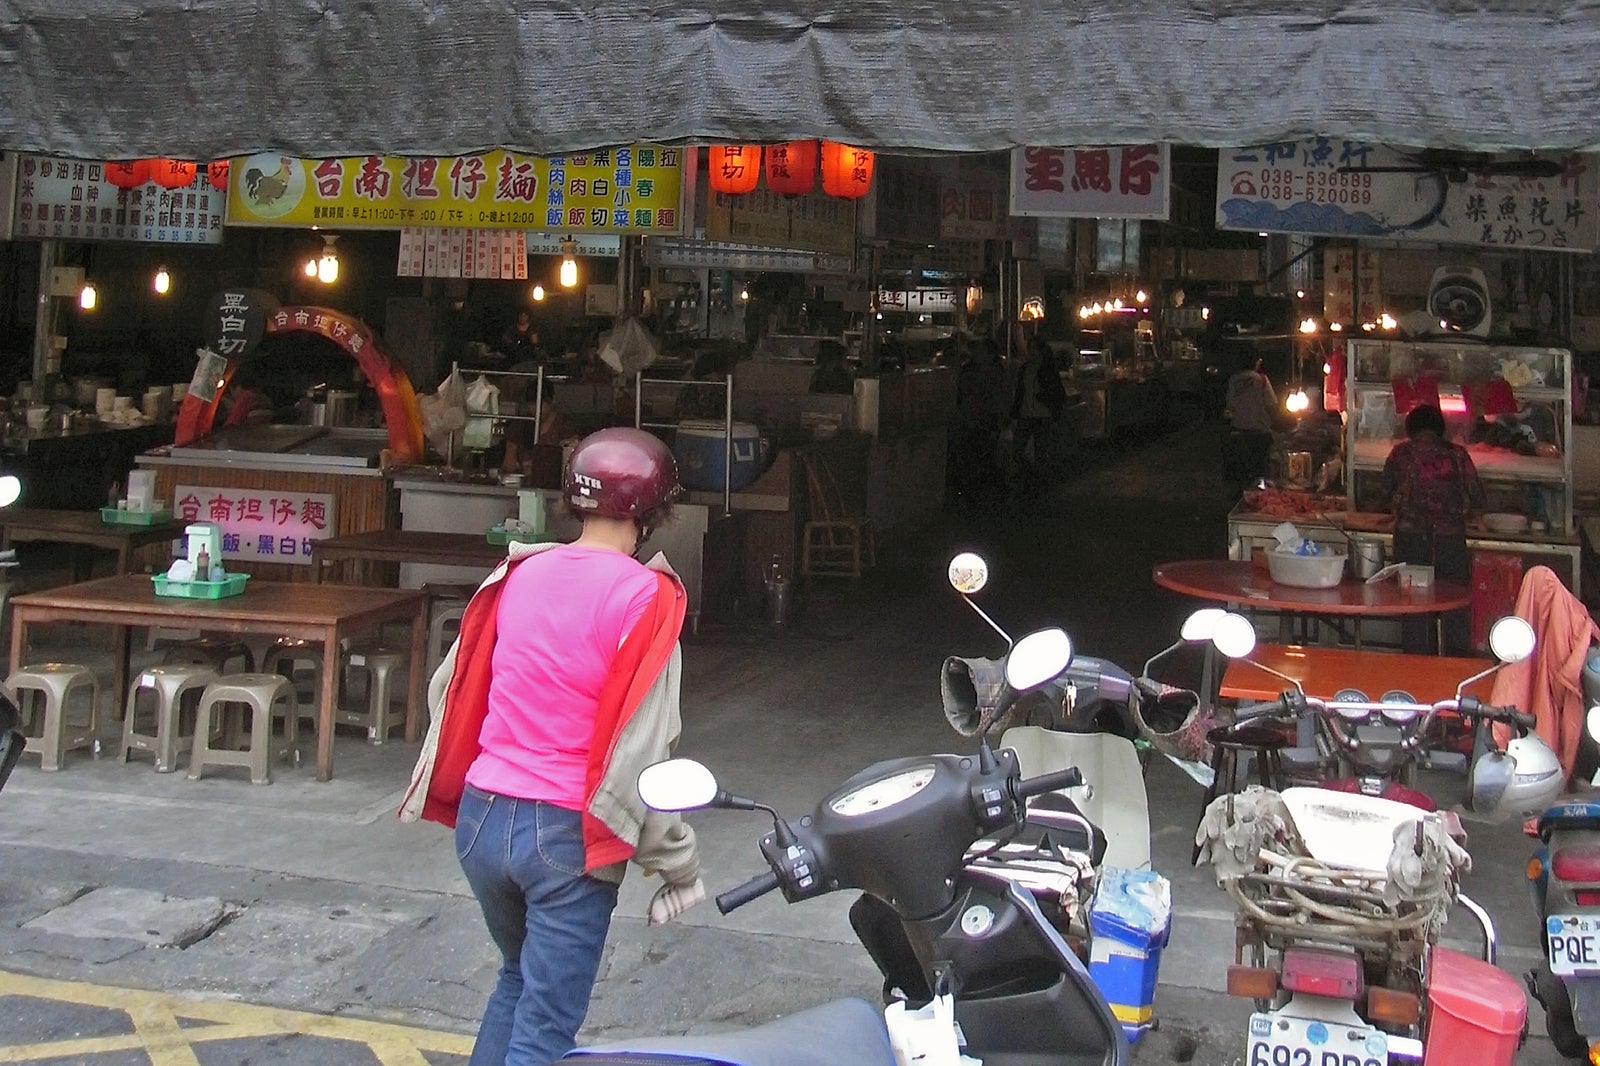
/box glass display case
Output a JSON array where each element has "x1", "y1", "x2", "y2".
[{"x1": 1344, "y1": 339, "x2": 1574, "y2": 534}]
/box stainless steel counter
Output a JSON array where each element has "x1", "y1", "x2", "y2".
[{"x1": 138, "y1": 426, "x2": 389, "y2": 477}]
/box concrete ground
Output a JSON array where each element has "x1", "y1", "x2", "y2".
[{"x1": 0, "y1": 417, "x2": 1575, "y2": 1064}]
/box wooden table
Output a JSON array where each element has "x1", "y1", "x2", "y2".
[
  {"x1": 310, "y1": 530, "x2": 511, "y2": 585},
  {"x1": 0, "y1": 508, "x2": 187, "y2": 578},
  {"x1": 1219, "y1": 644, "x2": 1496, "y2": 703},
  {"x1": 7, "y1": 575, "x2": 429, "y2": 781}
]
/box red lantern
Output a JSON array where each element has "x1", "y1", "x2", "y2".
[
  {"x1": 764, "y1": 140, "x2": 817, "y2": 196},
  {"x1": 821, "y1": 141, "x2": 875, "y2": 199},
  {"x1": 104, "y1": 159, "x2": 151, "y2": 189},
  {"x1": 150, "y1": 159, "x2": 197, "y2": 188},
  {"x1": 707, "y1": 145, "x2": 760, "y2": 195},
  {"x1": 205, "y1": 159, "x2": 231, "y2": 192}
]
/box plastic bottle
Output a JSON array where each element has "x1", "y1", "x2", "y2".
[
  {"x1": 768, "y1": 553, "x2": 783, "y2": 588},
  {"x1": 194, "y1": 545, "x2": 210, "y2": 583}
]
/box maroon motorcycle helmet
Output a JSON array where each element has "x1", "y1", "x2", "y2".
[{"x1": 563, "y1": 427, "x2": 681, "y2": 521}]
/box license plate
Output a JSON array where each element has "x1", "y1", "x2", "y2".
[
  {"x1": 1548, "y1": 914, "x2": 1600, "y2": 975},
  {"x1": 1248, "y1": 1012, "x2": 1388, "y2": 1066}
]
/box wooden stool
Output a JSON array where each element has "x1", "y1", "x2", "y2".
[
  {"x1": 189, "y1": 674, "x2": 299, "y2": 785},
  {"x1": 7, "y1": 663, "x2": 101, "y2": 772},
  {"x1": 120, "y1": 665, "x2": 217, "y2": 773},
  {"x1": 1191, "y1": 723, "x2": 1289, "y2": 865}
]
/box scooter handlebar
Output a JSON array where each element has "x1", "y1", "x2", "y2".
[
  {"x1": 1016, "y1": 766, "x2": 1084, "y2": 801},
  {"x1": 1234, "y1": 697, "x2": 1289, "y2": 723},
  {"x1": 715, "y1": 871, "x2": 782, "y2": 915}
]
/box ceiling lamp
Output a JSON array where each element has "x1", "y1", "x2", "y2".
[
  {"x1": 1018, "y1": 296, "x2": 1046, "y2": 322},
  {"x1": 1135, "y1": 289, "x2": 1148, "y2": 304},
  {"x1": 765, "y1": 140, "x2": 818, "y2": 196},
  {"x1": 78, "y1": 282, "x2": 98, "y2": 311},
  {"x1": 820, "y1": 141, "x2": 875, "y2": 199},
  {"x1": 559, "y1": 238, "x2": 578, "y2": 288},
  {"x1": 1286, "y1": 388, "x2": 1311, "y2": 413},
  {"x1": 311, "y1": 234, "x2": 339, "y2": 284},
  {"x1": 105, "y1": 159, "x2": 151, "y2": 189},
  {"x1": 1299, "y1": 317, "x2": 1318, "y2": 334},
  {"x1": 708, "y1": 145, "x2": 761, "y2": 195},
  {"x1": 153, "y1": 266, "x2": 171, "y2": 295},
  {"x1": 150, "y1": 159, "x2": 197, "y2": 189},
  {"x1": 531, "y1": 283, "x2": 546, "y2": 302}
]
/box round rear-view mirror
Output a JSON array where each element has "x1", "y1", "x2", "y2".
[
  {"x1": 1488, "y1": 616, "x2": 1536, "y2": 665},
  {"x1": 637, "y1": 759, "x2": 719, "y2": 813},
  {"x1": 1180, "y1": 607, "x2": 1227, "y2": 642},
  {"x1": 1588, "y1": 706, "x2": 1600, "y2": 745},
  {"x1": 0, "y1": 476, "x2": 20, "y2": 508},
  {"x1": 1211, "y1": 612, "x2": 1258, "y2": 660},
  {"x1": 1006, "y1": 628, "x2": 1073, "y2": 691},
  {"x1": 948, "y1": 552, "x2": 988, "y2": 595}
]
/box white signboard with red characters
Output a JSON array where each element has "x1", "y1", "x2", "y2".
[
  {"x1": 173, "y1": 486, "x2": 336, "y2": 566},
  {"x1": 1009, "y1": 145, "x2": 1170, "y2": 220}
]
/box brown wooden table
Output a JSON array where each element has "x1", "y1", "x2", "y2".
[
  {"x1": 7, "y1": 575, "x2": 429, "y2": 781},
  {"x1": 310, "y1": 530, "x2": 511, "y2": 584},
  {"x1": 0, "y1": 508, "x2": 187, "y2": 578}
]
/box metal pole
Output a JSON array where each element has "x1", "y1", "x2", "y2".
[
  {"x1": 31, "y1": 240, "x2": 59, "y2": 401},
  {"x1": 634, "y1": 371, "x2": 643, "y2": 428},
  {"x1": 723, "y1": 372, "x2": 734, "y2": 517},
  {"x1": 533, "y1": 365, "x2": 544, "y2": 442}
]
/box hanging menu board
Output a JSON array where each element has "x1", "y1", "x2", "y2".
[{"x1": 12, "y1": 155, "x2": 225, "y2": 244}]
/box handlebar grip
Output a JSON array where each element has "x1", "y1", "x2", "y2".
[
  {"x1": 1017, "y1": 766, "x2": 1084, "y2": 800},
  {"x1": 1513, "y1": 710, "x2": 1538, "y2": 730},
  {"x1": 715, "y1": 871, "x2": 781, "y2": 914},
  {"x1": 1234, "y1": 698, "x2": 1285, "y2": 723}
]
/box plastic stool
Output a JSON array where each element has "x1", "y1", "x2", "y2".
[
  {"x1": 161, "y1": 636, "x2": 255, "y2": 674},
  {"x1": 120, "y1": 664, "x2": 218, "y2": 773},
  {"x1": 189, "y1": 674, "x2": 299, "y2": 785},
  {"x1": 338, "y1": 647, "x2": 407, "y2": 743},
  {"x1": 1191, "y1": 724, "x2": 1289, "y2": 865},
  {"x1": 427, "y1": 602, "x2": 466, "y2": 678},
  {"x1": 262, "y1": 638, "x2": 324, "y2": 728},
  {"x1": 8, "y1": 663, "x2": 101, "y2": 772}
]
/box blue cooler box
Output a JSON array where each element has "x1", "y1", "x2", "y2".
[
  {"x1": 1088, "y1": 868, "x2": 1172, "y2": 1043},
  {"x1": 673, "y1": 420, "x2": 762, "y2": 492}
]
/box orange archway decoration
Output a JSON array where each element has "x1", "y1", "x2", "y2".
[{"x1": 174, "y1": 306, "x2": 425, "y2": 461}]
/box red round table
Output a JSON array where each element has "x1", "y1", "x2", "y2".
[{"x1": 1152, "y1": 559, "x2": 1472, "y2": 618}]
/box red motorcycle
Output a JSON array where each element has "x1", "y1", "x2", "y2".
[{"x1": 1186, "y1": 610, "x2": 1563, "y2": 1066}]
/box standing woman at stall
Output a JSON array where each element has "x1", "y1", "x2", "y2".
[
  {"x1": 1381, "y1": 403, "x2": 1486, "y2": 655},
  {"x1": 401, "y1": 427, "x2": 705, "y2": 1066}
]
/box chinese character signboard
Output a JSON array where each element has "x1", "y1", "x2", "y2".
[
  {"x1": 173, "y1": 486, "x2": 335, "y2": 566},
  {"x1": 705, "y1": 188, "x2": 856, "y2": 256},
  {"x1": 939, "y1": 176, "x2": 1007, "y2": 240},
  {"x1": 205, "y1": 288, "x2": 273, "y2": 359},
  {"x1": 1216, "y1": 141, "x2": 1599, "y2": 252},
  {"x1": 226, "y1": 146, "x2": 687, "y2": 234},
  {"x1": 1009, "y1": 145, "x2": 1170, "y2": 220},
  {"x1": 877, "y1": 289, "x2": 958, "y2": 313},
  {"x1": 12, "y1": 155, "x2": 225, "y2": 244},
  {"x1": 398, "y1": 228, "x2": 528, "y2": 279}
]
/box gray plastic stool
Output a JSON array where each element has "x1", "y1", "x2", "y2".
[
  {"x1": 120, "y1": 664, "x2": 218, "y2": 773},
  {"x1": 160, "y1": 636, "x2": 255, "y2": 674},
  {"x1": 427, "y1": 602, "x2": 466, "y2": 678},
  {"x1": 189, "y1": 674, "x2": 299, "y2": 785},
  {"x1": 263, "y1": 638, "x2": 325, "y2": 729},
  {"x1": 8, "y1": 663, "x2": 101, "y2": 771},
  {"x1": 338, "y1": 647, "x2": 407, "y2": 743}
]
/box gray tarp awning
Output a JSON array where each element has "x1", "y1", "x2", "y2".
[{"x1": 3, "y1": 1, "x2": 1599, "y2": 159}]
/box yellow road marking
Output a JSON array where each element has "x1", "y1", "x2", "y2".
[{"x1": 0, "y1": 970, "x2": 475, "y2": 1063}]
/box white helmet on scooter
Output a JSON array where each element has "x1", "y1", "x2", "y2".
[{"x1": 1466, "y1": 731, "x2": 1564, "y2": 822}]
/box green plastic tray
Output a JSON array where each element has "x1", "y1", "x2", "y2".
[
  {"x1": 151, "y1": 572, "x2": 250, "y2": 599},
  {"x1": 486, "y1": 527, "x2": 557, "y2": 547},
  {"x1": 101, "y1": 506, "x2": 174, "y2": 526}
]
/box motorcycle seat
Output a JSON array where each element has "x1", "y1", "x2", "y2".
[
  {"x1": 564, "y1": 996, "x2": 898, "y2": 1066},
  {"x1": 1539, "y1": 800, "x2": 1600, "y2": 839}
]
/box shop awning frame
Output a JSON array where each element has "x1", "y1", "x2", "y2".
[{"x1": 4, "y1": 1, "x2": 1599, "y2": 159}]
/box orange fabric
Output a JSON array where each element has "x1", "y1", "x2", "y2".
[{"x1": 1489, "y1": 565, "x2": 1600, "y2": 780}]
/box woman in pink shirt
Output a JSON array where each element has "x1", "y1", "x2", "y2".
[{"x1": 453, "y1": 428, "x2": 704, "y2": 1066}]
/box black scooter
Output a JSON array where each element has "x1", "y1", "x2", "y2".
[{"x1": 569, "y1": 627, "x2": 1129, "y2": 1066}]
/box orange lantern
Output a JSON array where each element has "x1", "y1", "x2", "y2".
[
  {"x1": 205, "y1": 159, "x2": 231, "y2": 192},
  {"x1": 707, "y1": 145, "x2": 760, "y2": 195},
  {"x1": 150, "y1": 159, "x2": 197, "y2": 188},
  {"x1": 764, "y1": 140, "x2": 817, "y2": 196},
  {"x1": 821, "y1": 141, "x2": 875, "y2": 199},
  {"x1": 104, "y1": 159, "x2": 151, "y2": 189}
]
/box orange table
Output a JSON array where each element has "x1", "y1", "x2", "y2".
[
  {"x1": 1220, "y1": 644, "x2": 1496, "y2": 703},
  {"x1": 1152, "y1": 559, "x2": 1472, "y2": 617}
]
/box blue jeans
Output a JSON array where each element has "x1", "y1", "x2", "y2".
[{"x1": 456, "y1": 784, "x2": 619, "y2": 1066}]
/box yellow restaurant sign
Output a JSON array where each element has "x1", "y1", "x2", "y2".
[{"x1": 225, "y1": 146, "x2": 687, "y2": 234}]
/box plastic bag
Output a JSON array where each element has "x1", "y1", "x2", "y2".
[
  {"x1": 189, "y1": 348, "x2": 228, "y2": 403},
  {"x1": 420, "y1": 367, "x2": 468, "y2": 456},
  {"x1": 884, "y1": 993, "x2": 970, "y2": 1066},
  {"x1": 1091, "y1": 866, "x2": 1172, "y2": 938},
  {"x1": 463, "y1": 374, "x2": 500, "y2": 451},
  {"x1": 598, "y1": 317, "x2": 662, "y2": 377}
]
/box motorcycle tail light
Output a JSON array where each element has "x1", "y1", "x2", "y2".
[
  {"x1": 1227, "y1": 965, "x2": 1278, "y2": 999},
  {"x1": 1528, "y1": 857, "x2": 1545, "y2": 880},
  {"x1": 1367, "y1": 986, "x2": 1421, "y2": 1025},
  {"x1": 1589, "y1": 1040, "x2": 1600, "y2": 1066},
  {"x1": 1552, "y1": 845, "x2": 1600, "y2": 883},
  {"x1": 1280, "y1": 947, "x2": 1361, "y2": 1000},
  {"x1": 1576, "y1": 890, "x2": 1600, "y2": 906}
]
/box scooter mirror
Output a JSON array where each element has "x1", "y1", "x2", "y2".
[
  {"x1": 1589, "y1": 706, "x2": 1600, "y2": 746},
  {"x1": 637, "y1": 758, "x2": 719, "y2": 813},
  {"x1": 1488, "y1": 616, "x2": 1536, "y2": 665},
  {"x1": 1211, "y1": 612, "x2": 1258, "y2": 659},
  {"x1": 1006, "y1": 627, "x2": 1073, "y2": 691},
  {"x1": 1180, "y1": 607, "x2": 1228, "y2": 642},
  {"x1": 948, "y1": 552, "x2": 988, "y2": 595},
  {"x1": 0, "y1": 475, "x2": 19, "y2": 508}
]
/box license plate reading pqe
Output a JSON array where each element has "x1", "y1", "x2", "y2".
[
  {"x1": 1248, "y1": 1013, "x2": 1388, "y2": 1066},
  {"x1": 1548, "y1": 914, "x2": 1600, "y2": 975}
]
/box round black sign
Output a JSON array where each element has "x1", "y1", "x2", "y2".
[{"x1": 205, "y1": 288, "x2": 276, "y2": 361}]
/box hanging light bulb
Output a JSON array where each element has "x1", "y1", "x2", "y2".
[
  {"x1": 316, "y1": 234, "x2": 340, "y2": 284},
  {"x1": 1286, "y1": 388, "x2": 1310, "y2": 413},
  {"x1": 559, "y1": 237, "x2": 578, "y2": 288},
  {"x1": 1378, "y1": 312, "x2": 1397, "y2": 331},
  {"x1": 531, "y1": 283, "x2": 546, "y2": 302},
  {"x1": 1091, "y1": 302, "x2": 1103, "y2": 314},
  {"x1": 1135, "y1": 289, "x2": 1148, "y2": 305},
  {"x1": 1329, "y1": 322, "x2": 1343, "y2": 332},
  {"x1": 153, "y1": 267, "x2": 171, "y2": 295},
  {"x1": 739, "y1": 286, "x2": 750, "y2": 301},
  {"x1": 78, "y1": 282, "x2": 97, "y2": 311},
  {"x1": 304, "y1": 258, "x2": 318, "y2": 278},
  {"x1": 1299, "y1": 317, "x2": 1318, "y2": 334}
]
